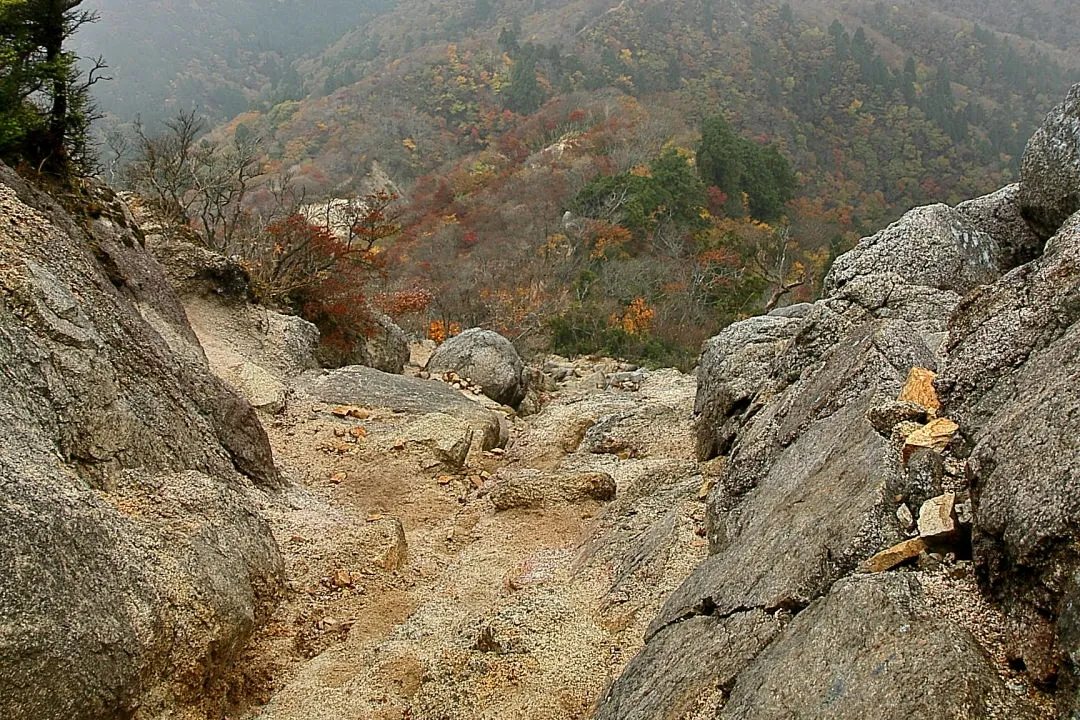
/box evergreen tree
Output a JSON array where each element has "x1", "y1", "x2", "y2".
[
  {"x1": 497, "y1": 24, "x2": 519, "y2": 54},
  {"x1": 852, "y1": 26, "x2": 871, "y2": 65},
  {"x1": 569, "y1": 148, "x2": 706, "y2": 239},
  {"x1": 505, "y1": 53, "x2": 543, "y2": 114},
  {"x1": 697, "y1": 114, "x2": 796, "y2": 221},
  {"x1": 767, "y1": 75, "x2": 781, "y2": 102},
  {"x1": 648, "y1": 148, "x2": 707, "y2": 230},
  {"x1": 901, "y1": 56, "x2": 918, "y2": 104},
  {"x1": 697, "y1": 114, "x2": 745, "y2": 215},
  {"x1": 741, "y1": 145, "x2": 796, "y2": 221},
  {"x1": 779, "y1": 3, "x2": 794, "y2": 26},
  {"x1": 932, "y1": 61, "x2": 955, "y2": 105},
  {"x1": 829, "y1": 20, "x2": 850, "y2": 61},
  {"x1": 0, "y1": 0, "x2": 101, "y2": 174}
]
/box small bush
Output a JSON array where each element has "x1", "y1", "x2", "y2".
[
  {"x1": 241, "y1": 212, "x2": 387, "y2": 360},
  {"x1": 548, "y1": 310, "x2": 694, "y2": 370}
]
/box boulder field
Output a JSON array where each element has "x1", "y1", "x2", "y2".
[{"x1": 1, "y1": 84, "x2": 1079, "y2": 720}]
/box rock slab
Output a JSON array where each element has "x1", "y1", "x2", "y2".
[
  {"x1": 1019, "y1": 83, "x2": 1080, "y2": 239},
  {"x1": 0, "y1": 165, "x2": 283, "y2": 720}
]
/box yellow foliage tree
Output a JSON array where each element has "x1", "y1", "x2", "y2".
[
  {"x1": 427, "y1": 320, "x2": 462, "y2": 345},
  {"x1": 610, "y1": 297, "x2": 655, "y2": 336}
]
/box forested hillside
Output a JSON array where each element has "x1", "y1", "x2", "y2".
[
  {"x1": 74, "y1": 0, "x2": 393, "y2": 125},
  {"x1": 90, "y1": 0, "x2": 1078, "y2": 365}
]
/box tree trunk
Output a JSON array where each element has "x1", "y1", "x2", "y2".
[{"x1": 44, "y1": 1, "x2": 69, "y2": 167}]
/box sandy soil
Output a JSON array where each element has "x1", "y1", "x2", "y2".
[{"x1": 180, "y1": 290, "x2": 707, "y2": 720}]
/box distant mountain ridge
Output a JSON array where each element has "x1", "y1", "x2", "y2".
[
  {"x1": 74, "y1": 0, "x2": 393, "y2": 125},
  {"x1": 193, "y1": 0, "x2": 1076, "y2": 226},
  {"x1": 77, "y1": 0, "x2": 1078, "y2": 129}
]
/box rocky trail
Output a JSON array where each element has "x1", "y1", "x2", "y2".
[
  {"x1": 184, "y1": 292, "x2": 710, "y2": 719},
  {"x1": 184, "y1": 269, "x2": 1053, "y2": 720},
  {"x1": 4, "y1": 85, "x2": 1080, "y2": 720}
]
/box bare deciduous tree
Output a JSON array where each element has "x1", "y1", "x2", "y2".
[
  {"x1": 750, "y1": 226, "x2": 807, "y2": 312},
  {"x1": 124, "y1": 109, "x2": 260, "y2": 252},
  {"x1": 189, "y1": 133, "x2": 261, "y2": 252}
]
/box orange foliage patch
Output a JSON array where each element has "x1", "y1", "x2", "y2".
[
  {"x1": 428, "y1": 320, "x2": 462, "y2": 345},
  {"x1": 610, "y1": 297, "x2": 655, "y2": 336}
]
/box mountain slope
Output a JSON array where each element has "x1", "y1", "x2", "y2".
[
  {"x1": 84, "y1": 0, "x2": 1079, "y2": 362},
  {"x1": 74, "y1": 0, "x2": 393, "y2": 125}
]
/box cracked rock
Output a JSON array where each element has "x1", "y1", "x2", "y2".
[{"x1": 918, "y1": 493, "x2": 957, "y2": 540}]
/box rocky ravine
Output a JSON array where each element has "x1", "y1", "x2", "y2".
[
  {"x1": 2, "y1": 84, "x2": 1079, "y2": 720},
  {"x1": 174, "y1": 284, "x2": 712, "y2": 719},
  {"x1": 0, "y1": 164, "x2": 713, "y2": 719}
]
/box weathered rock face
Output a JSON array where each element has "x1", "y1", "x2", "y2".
[
  {"x1": 266, "y1": 312, "x2": 322, "y2": 374},
  {"x1": 181, "y1": 295, "x2": 320, "y2": 415},
  {"x1": 822, "y1": 203, "x2": 1001, "y2": 298},
  {"x1": 321, "y1": 308, "x2": 410, "y2": 374},
  {"x1": 598, "y1": 86, "x2": 1080, "y2": 720},
  {"x1": 694, "y1": 314, "x2": 802, "y2": 461},
  {"x1": 426, "y1": 328, "x2": 527, "y2": 407},
  {"x1": 0, "y1": 166, "x2": 283, "y2": 720},
  {"x1": 596, "y1": 609, "x2": 778, "y2": 720},
  {"x1": 597, "y1": 312, "x2": 931, "y2": 720},
  {"x1": 139, "y1": 221, "x2": 252, "y2": 302},
  {"x1": 357, "y1": 309, "x2": 410, "y2": 374},
  {"x1": 956, "y1": 184, "x2": 1046, "y2": 271},
  {"x1": 938, "y1": 211, "x2": 1080, "y2": 692},
  {"x1": 718, "y1": 575, "x2": 1036, "y2": 719},
  {"x1": 1019, "y1": 83, "x2": 1080, "y2": 239},
  {"x1": 234, "y1": 361, "x2": 289, "y2": 414}
]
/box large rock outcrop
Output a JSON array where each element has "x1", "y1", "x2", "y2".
[
  {"x1": 822, "y1": 202, "x2": 1001, "y2": 297},
  {"x1": 942, "y1": 86, "x2": 1080, "y2": 702},
  {"x1": 938, "y1": 212, "x2": 1080, "y2": 691},
  {"x1": 182, "y1": 297, "x2": 321, "y2": 415},
  {"x1": 599, "y1": 311, "x2": 964, "y2": 719},
  {"x1": 693, "y1": 314, "x2": 802, "y2": 460},
  {"x1": 718, "y1": 575, "x2": 1037, "y2": 719},
  {"x1": 596, "y1": 83, "x2": 1080, "y2": 720},
  {"x1": 1019, "y1": 83, "x2": 1080, "y2": 239},
  {"x1": 956, "y1": 183, "x2": 1046, "y2": 270},
  {"x1": 0, "y1": 166, "x2": 283, "y2": 720}
]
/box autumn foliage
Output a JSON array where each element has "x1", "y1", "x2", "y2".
[
  {"x1": 237, "y1": 191, "x2": 404, "y2": 360},
  {"x1": 152, "y1": 0, "x2": 1075, "y2": 368},
  {"x1": 610, "y1": 298, "x2": 655, "y2": 336},
  {"x1": 427, "y1": 320, "x2": 461, "y2": 345}
]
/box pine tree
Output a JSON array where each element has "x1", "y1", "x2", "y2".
[
  {"x1": 901, "y1": 56, "x2": 917, "y2": 104},
  {"x1": 697, "y1": 114, "x2": 796, "y2": 221},
  {"x1": 697, "y1": 115, "x2": 745, "y2": 215},
  {"x1": 741, "y1": 145, "x2": 796, "y2": 221},
  {"x1": 0, "y1": 0, "x2": 102, "y2": 174},
  {"x1": 779, "y1": 3, "x2": 794, "y2": 26},
  {"x1": 505, "y1": 53, "x2": 543, "y2": 114}
]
